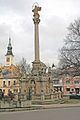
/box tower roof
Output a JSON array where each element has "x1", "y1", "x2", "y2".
[{"x1": 5, "y1": 37, "x2": 14, "y2": 56}]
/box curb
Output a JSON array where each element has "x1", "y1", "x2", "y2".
[{"x1": 0, "y1": 104, "x2": 80, "y2": 112}]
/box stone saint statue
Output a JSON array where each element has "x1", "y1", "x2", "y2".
[{"x1": 32, "y1": 5, "x2": 41, "y2": 18}]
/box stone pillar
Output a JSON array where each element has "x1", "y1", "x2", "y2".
[
  {"x1": 34, "y1": 23, "x2": 40, "y2": 61},
  {"x1": 32, "y1": 4, "x2": 41, "y2": 62},
  {"x1": 19, "y1": 77, "x2": 27, "y2": 101}
]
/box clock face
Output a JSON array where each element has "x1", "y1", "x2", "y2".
[{"x1": 6, "y1": 57, "x2": 10, "y2": 62}]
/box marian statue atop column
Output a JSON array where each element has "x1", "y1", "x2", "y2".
[{"x1": 32, "y1": 3, "x2": 41, "y2": 23}]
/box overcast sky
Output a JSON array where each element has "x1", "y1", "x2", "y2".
[{"x1": 0, "y1": 0, "x2": 80, "y2": 66}]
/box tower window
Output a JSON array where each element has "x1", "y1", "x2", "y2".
[{"x1": 6, "y1": 57, "x2": 10, "y2": 62}]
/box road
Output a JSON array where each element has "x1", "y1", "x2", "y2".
[{"x1": 0, "y1": 107, "x2": 80, "y2": 120}]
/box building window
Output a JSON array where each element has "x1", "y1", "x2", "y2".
[
  {"x1": 66, "y1": 80, "x2": 70, "y2": 84},
  {"x1": 8, "y1": 81, "x2": 10, "y2": 87},
  {"x1": 13, "y1": 81, "x2": 16, "y2": 85},
  {"x1": 66, "y1": 88, "x2": 70, "y2": 92},
  {"x1": 3, "y1": 81, "x2": 6, "y2": 87},
  {"x1": 53, "y1": 80, "x2": 59, "y2": 84},
  {"x1": 3, "y1": 89, "x2": 5, "y2": 94},
  {"x1": 74, "y1": 81, "x2": 79, "y2": 84},
  {"x1": 75, "y1": 88, "x2": 79, "y2": 94}
]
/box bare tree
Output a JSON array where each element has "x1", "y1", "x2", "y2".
[
  {"x1": 18, "y1": 58, "x2": 31, "y2": 76},
  {"x1": 59, "y1": 18, "x2": 80, "y2": 76}
]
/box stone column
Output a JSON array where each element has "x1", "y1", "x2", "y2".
[
  {"x1": 34, "y1": 23, "x2": 40, "y2": 61},
  {"x1": 32, "y1": 4, "x2": 41, "y2": 62}
]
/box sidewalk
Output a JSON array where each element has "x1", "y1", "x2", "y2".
[
  {"x1": 32, "y1": 103, "x2": 80, "y2": 109},
  {"x1": 0, "y1": 103, "x2": 80, "y2": 112}
]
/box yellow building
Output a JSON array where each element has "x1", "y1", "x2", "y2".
[{"x1": 0, "y1": 38, "x2": 20, "y2": 95}]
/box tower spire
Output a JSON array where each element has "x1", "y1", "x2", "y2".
[
  {"x1": 5, "y1": 37, "x2": 14, "y2": 66},
  {"x1": 6, "y1": 37, "x2": 13, "y2": 56}
]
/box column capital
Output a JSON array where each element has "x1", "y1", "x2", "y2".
[{"x1": 33, "y1": 18, "x2": 40, "y2": 24}]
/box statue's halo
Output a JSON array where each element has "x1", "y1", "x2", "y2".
[{"x1": 32, "y1": 2, "x2": 39, "y2": 10}]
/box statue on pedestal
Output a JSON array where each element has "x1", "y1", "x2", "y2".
[{"x1": 32, "y1": 3, "x2": 41, "y2": 19}]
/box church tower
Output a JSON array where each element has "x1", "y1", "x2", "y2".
[{"x1": 5, "y1": 37, "x2": 14, "y2": 66}]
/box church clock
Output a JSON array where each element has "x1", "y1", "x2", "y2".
[{"x1": 6, "y1": 57, "x2": 10, "y2": 62}]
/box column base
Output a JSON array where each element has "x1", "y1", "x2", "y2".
[{"x1": 31, "y1": 60, "x2": 47, "y2": 75}]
